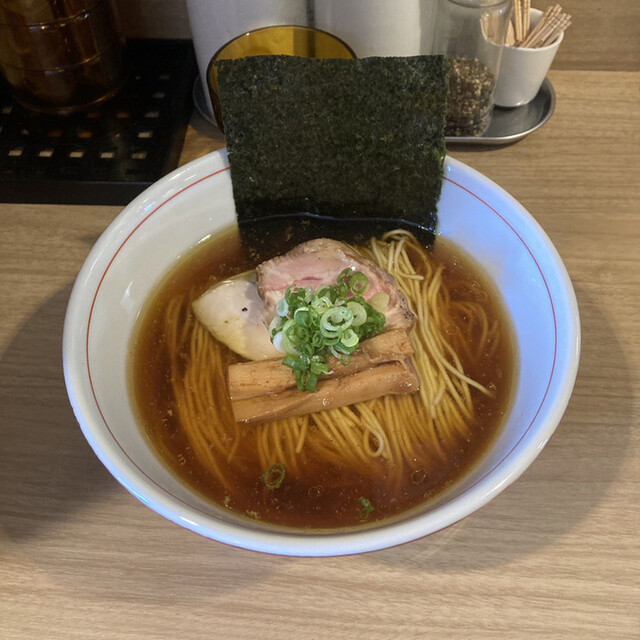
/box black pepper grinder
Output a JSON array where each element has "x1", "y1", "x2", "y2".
[{"x1": 434, "y1": 0, "x2": 512, "y2": 137}]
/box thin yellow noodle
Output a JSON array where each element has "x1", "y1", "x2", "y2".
[
  {"x1": 440, "y1": 393, "x2": 472, "y2": 441},
  {"x1": 379, "y1": 399, "x2": 406, "y2": 469},
  {"x1": 393, "y1": 404, "x2": 419, "y2": 469},
  {"x1": 281, "y1": 418, "x2": 302, "y2": 476},
  {"x1": 386, "y1": 242, "x2": 393, "y2": 273},
  {"x1": 303, "y1": 416, "x2": 358, "y2": 470},
  {"x1": 226, "y1": 432, "x2": 241, "y2": 463},
  {"x1": 256, "y1": 423, "x2": 271, "y2": 471},
  {"x1": 190, "y1": 347, "x2": 228, "y2": 455},
  {"x1": 408, "y1": 394, "x2": 441, "y2": 460},
  {"x1": 318, "y1": 409, "x2": 369, "y2": 467},
  {"x1": 432, "y1": 381, "x2": 446, "y2": 413},
  {"x1": 263, "y1": 423, "x2": 282, "y2": 469},
  {"x1": 179, "y1": 381, "x2": 227, "y2": 484},
  {"x1": 444, "y1": 329, "x2": 493, "y2": 397},
  {"x1": 270, "y1": 423, "x2": 287, "y2": 466},
  {"x1": 159, "y1": 230, "x2": 503, "y2": 502},
  {"x1": 362, "y1": 427, "x2": 384, "y2": 458},
  {"x1": 357, "y1": 402, "x2": 388, "y2": 459},
  {"x1": 295, "y1": 415, "x2": 308, "y2": 454},
  {"x1": 486, "y1": 322, "x2": 501, "y2": 359},
  {"x1": 266, "y1": 424, "x2": 285, "y2": 469},
  {"x1": 272, "y1": 425, "x2": 289, "y2": 470}
]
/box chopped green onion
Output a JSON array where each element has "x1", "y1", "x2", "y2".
[
  {"x1": 262, "y1": 463, "x2": 286, "y2": 490},
  {"x1": 338, "y1": 268, "x2": 354, "y2": 284},
  {"x1": 269, "y1": 315, "x2": 284, "y2": 337},
  {"x1": 347, "y1": 301, "x2": 367, "y2": 327},
  {"x1": 320, "y1": 306, "x2": 353, "y2": 333},
  {"x1": 276, "y1": 298, "x2": 289, "y2": 317},
  {"x1": 294, "y1": 307, "x2": 310, "y2": 326},
  {"x1": 341, "y1": 328, "x2": 359, "y2": 348},
  {"x1": 304, "y1": 372, "x2": 318, "y2": 392},
  {"x1": 358, "y1": 496, "x2": 374, "y2": 520},
  {"x1": 270, "y1": 270, "x2": 387, "y2": 392},
  {"x1": 349, "y1": 272, "x2": 369, "y2": 295}
]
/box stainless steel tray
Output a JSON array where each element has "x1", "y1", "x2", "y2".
[
  {"x1": 447, "y1": 78, "x2": 556, "y2": 145},
  {"x1": 193, "y1": 76, "x2": 555, "y2": 147}
]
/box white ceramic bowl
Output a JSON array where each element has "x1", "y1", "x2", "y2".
[{"x1": 63, "y1": 149, "x2": 580, "y2": 556}]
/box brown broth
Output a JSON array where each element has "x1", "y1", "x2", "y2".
[{"x1": 129, "y1": 225, "x2": 517, "y2": 530}]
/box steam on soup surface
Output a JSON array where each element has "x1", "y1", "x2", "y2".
[{"x1": 129, "y1": 224, "x2": 516, "y2": 530}]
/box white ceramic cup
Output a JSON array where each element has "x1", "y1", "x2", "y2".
[
  {"x1": 313, "y1": 0, "x2": 437, "y2": 58},
  {"x1": 186, "y1": 0, "x2": 308, "y2": 115},
  {"x1": 494, "y1": 8, "x2": 563, "y2": 108}
]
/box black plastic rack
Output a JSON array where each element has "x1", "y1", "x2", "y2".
[{"x1": 0, "y1": 39, "x2": 197, "y2": 206}]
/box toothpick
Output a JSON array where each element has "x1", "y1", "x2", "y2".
[
  {"x1": 506, "y1": 20, "x2": 516, "y2": 46},
  {"x1": 520, "y1": 4, "x2": 564, "y2": 48},
  {"x1": 514, "y1": 0, "x2": 523, "y2": 43},
  {"x1": 523, "y1": 0, "x2": 531, "y2": 35}
]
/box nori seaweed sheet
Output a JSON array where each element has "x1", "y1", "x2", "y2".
[
  {"x1": 215, "y1": 55, "x2": 449, "y2": 241},
  {"x1": 236, "y1": 212, "x2": 438, "y2": 266}
]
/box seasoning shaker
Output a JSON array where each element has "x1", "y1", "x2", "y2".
[
  {"x1": 433, "y1": 0, "x2": 512, "y2": 136},
  {"x1": 313, "y1": 0, "x2": 438, "y2": 58}
]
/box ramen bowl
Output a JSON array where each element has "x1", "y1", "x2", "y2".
[{"x1": 63, "y1": 149, "x2": 580, "y2": 556}]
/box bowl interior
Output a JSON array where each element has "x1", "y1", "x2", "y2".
[{"x1": 63, "y1": 149, "x2": 579, "y2": 556}]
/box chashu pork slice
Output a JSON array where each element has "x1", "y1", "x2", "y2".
[{"x1": 256, "y1": 238, "x2": 415, "y2": 331}]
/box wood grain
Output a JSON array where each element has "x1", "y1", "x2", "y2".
[
  {"x1": 533, "y1": 0, "x2": 640, "y2": 70},
  {"x1": 0, "y1": 70, "x2": 638, "y2": 639}
]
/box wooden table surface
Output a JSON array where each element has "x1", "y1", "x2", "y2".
[{"x1": 1, "y1": 69, "x2": 638, "y2": 639}]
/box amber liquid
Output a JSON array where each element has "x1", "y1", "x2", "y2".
[
  {"x1": 0, "y1": 0, "x2": 126, "y2": 113},
  {"x1": 208, "y1": 25, "x2": 355, "y2": 130},
  {"x1": 130, "y1": 224, "x2": 517, "y2": 531}
]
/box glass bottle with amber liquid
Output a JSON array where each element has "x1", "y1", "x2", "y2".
[{"x1": 0, "y1": 0, "x2": 127, "y2": 113}]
